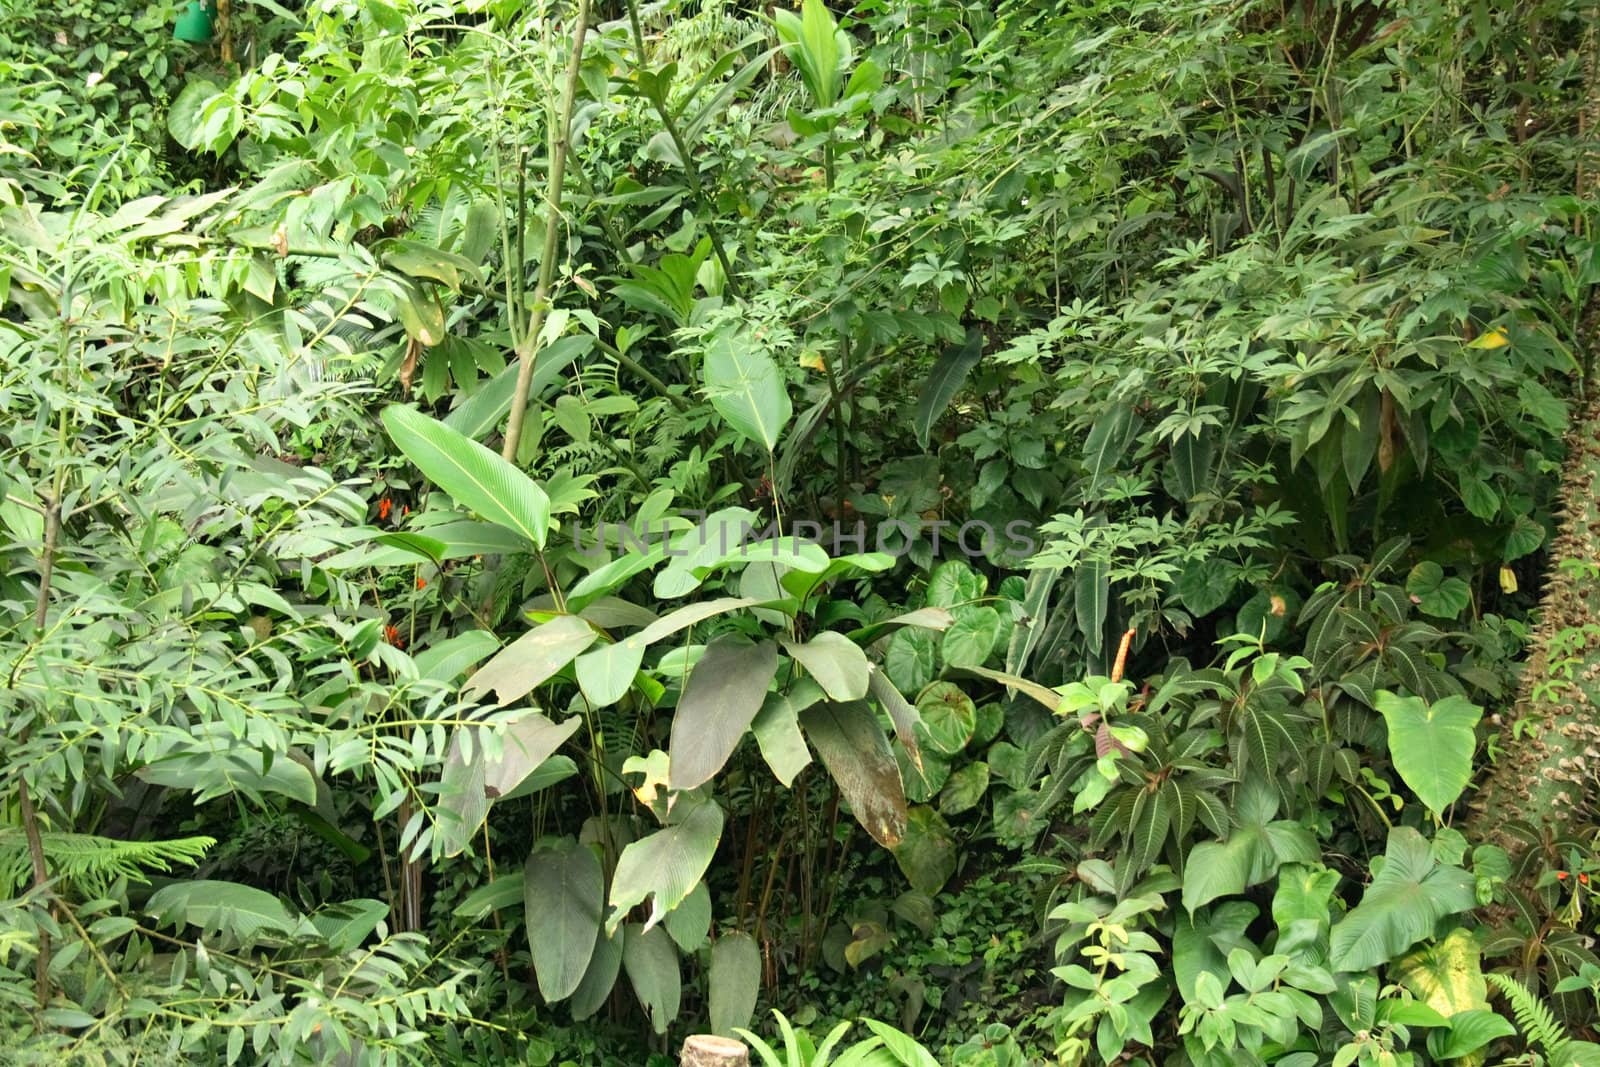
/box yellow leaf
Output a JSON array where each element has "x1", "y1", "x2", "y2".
[
  {"x1": 1467, "y1": 327, "x2": 1509, "y2": 349},
  {"x1": 1499, "y1": 566, "x2": 1518, "y2": 594},
  {"x1": 799, "y1": 350, "x2": 827, "y2": 372},
  {"x1": 1395, "y1": 928, "x2": 1489, "y2": 1017}
]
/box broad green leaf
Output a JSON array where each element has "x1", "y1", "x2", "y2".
[
  {"x1": 622, "y1": 923, "x2": 682, "y2": 1034},
  {"x1": 462, "y1": 614, "x2": 597, "y2": 706},
  {"x1": 883, "y1": 627, "x2": 935, "y2": 693},
  {"x1": 437, "y1": 712, "x2": 582, "y2": 856},
  {"x1": 575, "y1": 596, "x2": 765, "y2": 708},
  {"x1": 147, "y1": 880, "x2": 306, "y2": 941},
  {"x1": 915, "y1": 682, "x2": 976, "y2": 755},
  {"x1": 663, "y1": 882, "x2": 712, "y2": 953},
  {"x1": 1182, "y1": 781, "x2": 1316, "y2": 912},
  {"x1": 703, "y1": 330, "x2": 791, "y2": 452},
  {"x1": 912, "y1": 330, "x2": 983, "y2": 450},
  {"x1": 1374, "y1": 691, "x2": 1481, "y2": 815},
  {"x1": 925, "y1": 559, "x2": 987, "y2": 608},
  {"x1": 801, "y1": 701, "x2": 908, "y2": 848},
  {"x1": 669, "y1": 638, "x2": 780, "y2": 790},
  {"x1": 782, "y1": 632, "x2": 869, "y2": 701},
  {"x1": 940, "y1": 606, "x2": 1001, "y2": 669},
  {"x1": 892, "y1": 805, "x2": 958, "y2": 895},
  {"x1": 453, "y1": 874, "x2": 523, "y2": 919},
  {"x1": 607, "y1": 794, "x2": 724, "y2": 933},
  {"x1": 392, "y1": 278, "x2": 446, "y2": 346},
  {"x1": 310, "y1": 898, "x2": 388, "y2": 954},
  {"x1": 1425, "y1": 1009, "x2": 1517, "y2": 1061},
  {"x1": 137, "y1": 747, "x2": 317, "y2": 807},
  {"x1": 1328, "y1": 827, "x2": 1476, "y2": 972},
  {"x1": 751, "y1": 682, "x2": 819, "y2": 786},
  {"x1": 381, "y1": 405, "x2": 552, "y2": 549},
  {"x1": 524, "y1": 840, "x2": 604, "y2": 1002},
  {"x1": 412, "y1": 629, "x2": 500, "y2": 684},
  {"x1": 569, "y1": 926, "x2": 624, "y2": 1021},
  {"x1": 709, "y1": 933, "x2": 762, "y2": 1036},
  {"x1": 938, "y1": 762, "x2": 989, "y2": 816},
  {"x1": 1405, "y1": 562, "x2": 1471, "y2": 619}
]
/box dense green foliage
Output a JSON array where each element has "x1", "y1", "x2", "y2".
[{"x1": 2, "y1": 0, "x2": 1599, "y2": 1062}]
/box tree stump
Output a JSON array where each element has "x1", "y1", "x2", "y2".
[{"x1": 680, "y1": 1034, "x2": 749, "y2": 1067}]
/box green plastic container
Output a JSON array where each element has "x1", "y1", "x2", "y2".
[{"x1": 173, "y1": 0, "x2": 216, "y2": 43}]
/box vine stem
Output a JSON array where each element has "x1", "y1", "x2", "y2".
[{"x1": 501, "y1": 0, "x2": 593, "y2": 463}]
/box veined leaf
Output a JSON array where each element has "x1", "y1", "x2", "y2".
[
  {"x1": 525, "y1": 839, "x2": 604, "y2": 1003},
  {"x1": 1374, "y1": 691, "x2": 1481, "y2": 815},
  {"x1": 703, "y1": 329, "x2": 791, "y2": 453},
  {"x1": 622, "y1": 924, "x2": 682, "y2": 1034},
  {"x1": 607, "y1": 793, "x2": 724, "y2": 933},
  {"x1": 462, "y1": 614, "x2": 597, "y2": 706},
  {"x1": 1328, "y1": 828, "x2": 1476, "y2": 972},
  {"x1": 801, "y1": 701, "x2": 908, "y2": 848},
  {"x1": 782, "y1": 631, "x2": 870, "y2": 701},
  {"x1": 709, "y1": 933, "x2": 762, "y2": 1036},
  {"x1": 381, "y1": 405, "x2": 552, "y2": 549}
]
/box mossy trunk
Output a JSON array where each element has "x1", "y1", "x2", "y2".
[{"x1": 1466, "y1": 396, "x2": 1600, "y2": 856}]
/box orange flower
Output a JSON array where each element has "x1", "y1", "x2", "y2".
[
  {"x1": 416, "y1": 576, "x2": 427, "y2": 590},
  {"x1": 1582, "y1": 873, "x2": 1591, "y2": 886},
  {"x1": 384, "y1": 624, "x2": 405, "y2": 649},
  {"x1": 378, "y1": 497, "x2": 393, "y2": 521},
  {"x1": 1558, "y1": 870, "x2": 1570, "y2": 881}
]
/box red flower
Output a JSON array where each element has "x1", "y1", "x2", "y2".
[
  {"x1": 1558, "y1": 870, "x2": 1570, "y2": 881},
  {"x1": 1582, "y1": 873, "x2": 1591, "y2": 886},
  {"x1": 384, "y1": 624, "x2": 405, "y2": 649},
  {"x1": 416, "y1": 576, "x2": 427, "y2": 590},
  {"x1": 378, "y1": 497, "x2": 393, "y2": 521}
]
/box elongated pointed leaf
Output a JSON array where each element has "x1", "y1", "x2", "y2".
[
  {"x1": 622, "y1": 923, "x2": 682, "y2": 1034},
  {"x1": 381, "y1": 405, "x2": 551, "y2": 548},
  {"x1": 912, "y1": 329, "x2": 983, "y2": 450},
  {"x1": 669, "y1": 639, "x2": 780, "y2": 790},
  {"x1": 569, "y1": 926, "x2": 624, "y2": 1021},
  {"x1": 524, "y1": 839, "x2": 604, "y2": 1002},
  {"x1": 607, "y1": 794, "x2": 724, "y2": 933},
  {"x1": 751, "y1": 683, "x2": 819, "y2": 786},
  {"x1": 709, "y1": 932, "x2": 762, "y2": 1036},
  {"x1": 575, "y1": 597, "x2": 765, "y2": 709},
  {"x1": 462, "y1": 614, "x2": 597, "y2": 706},
  {"x1": 801, "y1": 701, "x2": 908, "y2": 847}
]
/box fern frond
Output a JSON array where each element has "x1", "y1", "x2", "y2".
[
  {"x1": 0, "y1": 831, "x2": 215, "y2": 895},
  {"x1": 1488, "y1": 972, "x2": 1572, "y2": 1063}
]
